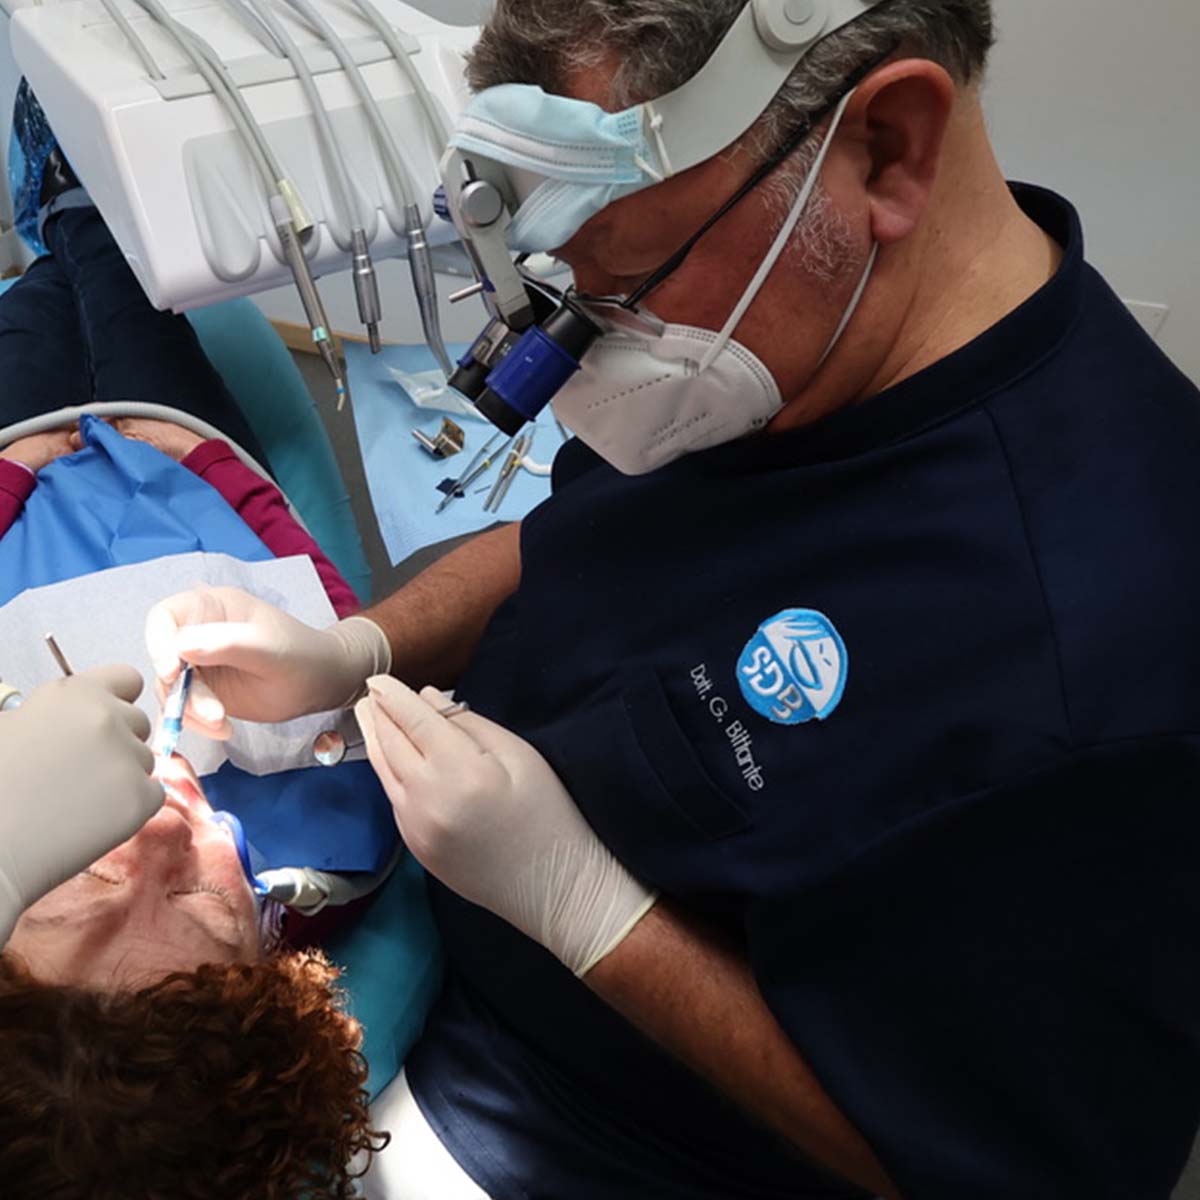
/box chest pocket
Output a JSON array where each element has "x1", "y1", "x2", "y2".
[{"x1": 538, "y1": 668, "x2": 750, "y2": 894}]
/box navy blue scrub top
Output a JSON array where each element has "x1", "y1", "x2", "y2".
[{"x1": 407, "y1": 186, "x2": 1200, "y2": 1200}]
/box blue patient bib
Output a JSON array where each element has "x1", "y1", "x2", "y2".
[
  {"x1": 0, "y1": 414, "x2": 271, "y2": 604},
  {"x1": 203, "y1": 759, "x2": 396, "y2": 874}
]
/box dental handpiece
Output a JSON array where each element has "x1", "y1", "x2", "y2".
[
  {"x1": 351, "y1": 228, "x2": 383, "y2": 354},
  {"x1": 406, "y1": 205, "x2": 453, "y2": 377},
  {"x1": 153, "y1": 666, "x2": 193, "y2": 760},
  {"x1": 270, "y1": 195, "x2": 349, "y2": 409}
]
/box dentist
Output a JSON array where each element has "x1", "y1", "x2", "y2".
[{"x1": 147, "y1": 1, "x2": 1200, "y2": 1197}]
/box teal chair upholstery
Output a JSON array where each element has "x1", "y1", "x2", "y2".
[{"x1": 187, "y1": 299, "x2": 371, "y2": 604}]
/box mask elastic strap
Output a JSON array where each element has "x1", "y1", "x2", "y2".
[
  {"x1": 698, "y1": 87, "x2": 857, "y2": 374},
  {"x1": 816, "y1": 239, "x2": 879, "y2": 369}
]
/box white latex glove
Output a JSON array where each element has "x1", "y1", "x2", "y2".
[
  {"x1": 356, "y1": 676, "x2": 657, "y2": 977},
  {"x1": 0, "y1": 665, "x2": 163, "y2": 944},
  {"x1": 145, "y1": 586, "x2": 392, "y2": 738}
]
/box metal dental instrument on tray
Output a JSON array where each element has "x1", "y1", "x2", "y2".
[
  {"x1": 483, "y1": 431, "x2": 531, "y2": 514},
  {"x1": 436, "y1": 432, "x2": 509, "y2": 514}
]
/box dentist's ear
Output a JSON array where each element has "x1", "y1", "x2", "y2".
[{"x1": 839, "y1": 59, "x2": 957, "y2": 246}]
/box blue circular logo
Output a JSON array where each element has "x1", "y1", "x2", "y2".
[{"x1": 736, "y1": 608, "x2": 848, "y2": 726}]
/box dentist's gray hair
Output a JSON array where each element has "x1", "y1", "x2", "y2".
[{"x1": 467, "y1": 0, "x2": 994, "y2": 152}]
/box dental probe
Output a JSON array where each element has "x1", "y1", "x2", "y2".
[
  {"x1": 436, "y1": 432, "x2": 506, "y2": 514},
  {"x1": 484, "y1": 432, "x2": 530, "y2": 514},
  {"x1": 44, "y1": 633, "x2": 74, "y2": 677}
]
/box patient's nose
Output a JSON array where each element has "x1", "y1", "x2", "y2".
[{"x1": 126, "y1": 801, "x2": 195, "y2": 868}]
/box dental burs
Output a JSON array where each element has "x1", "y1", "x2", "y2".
[
  {"x1": 312, "y1": 699, "x2": 470, "y2": 767},
  {"x1": 436, "y1": 432, "x2": 506, "y2": 515}
]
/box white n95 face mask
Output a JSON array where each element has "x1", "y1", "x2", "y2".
[
  {"x1": 553, "y1": 89, "x2": 876, "y2": 477},
  {"x1": 552, "y1": 314, "x2": 782, "y2": 475}
]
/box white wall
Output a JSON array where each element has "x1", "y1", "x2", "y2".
[{"x1": 982, "y1": 0, "x2": 1200, "y2": 384}]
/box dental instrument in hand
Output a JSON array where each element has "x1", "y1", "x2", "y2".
[
  {"x1": 436, "y1": 432, "x2": 508, "y2": 514},
  {"x1": 313, "y1": 699, "x2": 470, "y2": 767},
  {"x1": 152, "y1": 665, "x2": 193, "y2": 761},
  {"x1": 44, "y1": 633, "x2": 74, "y2": 677}
]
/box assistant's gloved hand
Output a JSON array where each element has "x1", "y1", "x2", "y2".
[
  {"x1": 145, "y1": 586, "x2": 392, "y2": 738},
  {"x1": 356, "y1": 676, "x2": 657, "y2": 977},
  {"x1": 0, "y1": 665, "x2": 163, "y2": 945}
]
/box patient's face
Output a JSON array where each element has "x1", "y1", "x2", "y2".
[{"x1": 7, "y1": 757, "x2": 262, "y2": 987}]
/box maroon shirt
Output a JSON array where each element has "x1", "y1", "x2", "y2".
[{"x1": 0, "y1": 441, "x2": 359, "y2": 617}]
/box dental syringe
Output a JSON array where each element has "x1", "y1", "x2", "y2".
[{"x1": 153, "y1": 665, "x2": 193, "y2": 762}]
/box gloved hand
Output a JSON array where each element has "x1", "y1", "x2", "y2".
[
  {"x1": 0, "y1": 665, "x2": 163, "y2": 944},
  {"x1": 145, "y1": 586, "x2": 392, "y2": 738},
  {"x1": 356, "y1": 676, "x2": 657, "y2": 977}
]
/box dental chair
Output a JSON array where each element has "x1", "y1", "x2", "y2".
[{"x1": 0, "y1": 278, "x2": 372, "y2": 604}]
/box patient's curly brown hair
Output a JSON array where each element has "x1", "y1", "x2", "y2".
[{"x1": 0, "y1": 948, "x2": 388, "y2": 1199}]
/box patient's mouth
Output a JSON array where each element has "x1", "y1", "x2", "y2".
[{"x1": 153, "y1": 753, "x2": 208, "y2": 815}]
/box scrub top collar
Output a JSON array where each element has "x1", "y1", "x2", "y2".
[{"x1": 672, "y1": 183, "x2": 1086, "y2": 476}]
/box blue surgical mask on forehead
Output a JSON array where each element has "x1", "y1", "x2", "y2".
[{"x1": 450, "y1": 83, "x2": 671, "y2": 253}]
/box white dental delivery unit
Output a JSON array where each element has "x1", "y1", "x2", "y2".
[{"x1": 9, "y1": 0, "x2": 476, "y2": 312}]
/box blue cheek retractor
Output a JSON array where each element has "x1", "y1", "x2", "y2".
[{"x1": 209, "y1": 810, "x2": 269, "y2": 896}]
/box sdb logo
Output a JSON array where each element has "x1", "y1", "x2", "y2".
[{"x1": 737, "y1": 608, "x2": 848, "y2": 726}]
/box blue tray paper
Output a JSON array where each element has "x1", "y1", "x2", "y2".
[{"x1": 344, "y1": 340, "x2": 560, "y2": 564}]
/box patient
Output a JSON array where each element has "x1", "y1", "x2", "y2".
[
  {"x1": 0, "y1": 756, "x2": 385, "y2": 1199},
  {"x1": 0, "y1": 117, "x2": 395, "y2": 1197}
]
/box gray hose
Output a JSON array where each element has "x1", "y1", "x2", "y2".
[
  {"x1": 281, "y1": 0, "x2": 417, "y2": 209},
  {"x1": 132, "y1": 0, "x2": 279, "y2": 196},
  {"x1": 345, "y1": 0, "x2": 450, "y2": 144},
  {"x1": 98, "y1": 0, "x2": 165, "y2": 80},
  {"x1": 235, "y1": 0, "x2": 361, "y2": 232}
]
